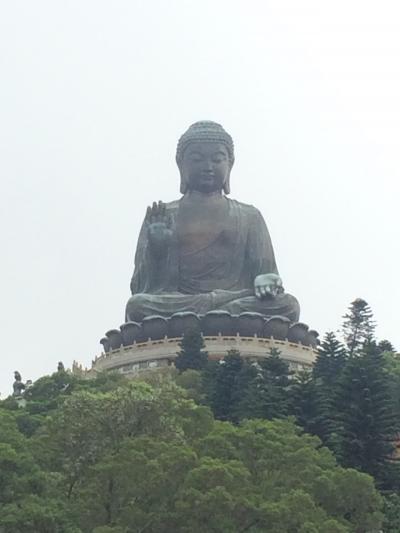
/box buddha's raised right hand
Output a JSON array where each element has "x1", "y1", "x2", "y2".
[{"x1": 146, "y1": 201, "x2": 173, "y2": 258}]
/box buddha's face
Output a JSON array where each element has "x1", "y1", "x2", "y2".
[{"x1": 181, "y1": 142, "x2": 230, "y2": 193}]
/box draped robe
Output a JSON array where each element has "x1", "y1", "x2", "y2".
[{"x1": 126, "y1": 192, "x2": 299, "y2": 322}]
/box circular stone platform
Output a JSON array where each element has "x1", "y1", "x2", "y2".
[
  {"x1": 87, "y1": 334, "x2": 316, "y2": 378},
  {"x1": 74, "y1": 312, "x2": 319, "y2": 379}
]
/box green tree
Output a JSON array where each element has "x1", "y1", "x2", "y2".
[
  {"x1": 383, "y1": 351, "x2": 400, "y2": 422},
  {"x1": 378, "y1": 339, "x2": 396, "y2": 353},
  {"x1": 175, "y1": 330, "x2": 208, "y2": 372},
  {"x1": 235, "y1": 348, "x2": 292, "y2": 421},
  {"x1": 342, "y1": 298, "x2": 375, "y2": 355},
  {"x1": 196, "y1": 419, "x2": 382, "y2": 532},
  {"x1": 175, "y1": 369, "x2": 206, "y2": 404},
  {"x1": 0, "y1": 410, "x2": 75, "y2": 533},
  {"x1": 310, "y1": 333, "x2": 347, "y2": 450},
  {"x1": 314, "y1": 332, "x2": 347, "y2": 386},
  {"x1": 231, "y1": 359, "x2": 263, "y2": 420},
  {"x1": 14, "y1": 370, "x2": 126, "y2": 423},
  {"x1": 257, "y1": 348, "x2": 292, "y2": 419},
  {"x1": 336, "y1": 342, "x2": 398, "y2": 486},
  {"x1": 211, "y1": 350, "x2": 243, "y2": 422},
  {"x1": 72, "y1": 416, "x2": 383, "y2": 532},
  {"x1": 23, "y1": 371, "x2": 78, "y2": 415},
  {"x1": 382, "y1": 493, "x2": 400, "y2": 532},
  {"x1": 35, "y1": 380, "x2": 213, "y2": 499},
  {"x1": 290, "y1": 370, "x2": 319, "y2": 434}
]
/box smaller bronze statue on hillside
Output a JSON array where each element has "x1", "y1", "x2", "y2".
[{"x1": 13, "y1": 371, "x2": 26, "y2": 397}]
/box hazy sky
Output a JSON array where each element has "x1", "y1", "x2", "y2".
[{"x1": 1, "y1": 1, "x2": 399, "y2": 396}]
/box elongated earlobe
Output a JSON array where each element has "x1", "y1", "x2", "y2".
[
  {"x1": 223, "y1": 176, "x2": 230, "y2": 195},
  {"x1": 180, "y1": 172, "x2": 188, "y2": 194}
]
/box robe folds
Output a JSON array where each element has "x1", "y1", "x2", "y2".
[{"x1": 126, "y1": 194, "x2": 299, "y2": 322}]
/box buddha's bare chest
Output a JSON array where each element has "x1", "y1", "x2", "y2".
[{"x1": 176, "y1": 201, "x2": 234, "y2": 254}]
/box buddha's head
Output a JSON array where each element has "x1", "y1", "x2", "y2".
[{"x1": 176, "y1": 121, "x2": 235, "y2": 194}]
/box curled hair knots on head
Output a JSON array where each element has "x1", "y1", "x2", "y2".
[{"x1": 176, "y1": 121, "x2": 235, "y2": 168}]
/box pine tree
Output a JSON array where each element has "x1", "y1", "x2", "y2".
[
  {"x1": 289, "y1": 370, "x2": 318, "y2": 434},
  {"x1": 175, "y1": 330, "x2": 208, "y2": 373},
  {"x1": 378, "y1": 339, "x2": 396, "y2": 354},
  {"x1": 257, "y1": 348, "x2": 292, "y2": 419},
  {"x1": 336, "y1": 341, "x2": 398, "y2": 486},
  {"x1": 234, "y1": 348, "x2": 292, "y2": 422},
  {"x1": 314, "y1": 331, "x2": 347, "y2": 385},
  {"x1": 233, "y1": 360, "x2": 263, "y2": 420},
  {"x1": 308, "y1": 332, "x2": 347, "y2": 449},
  {"x1": 211, "y1": 350, "x2": 243, "y2": 422},
  {"x1": 202, "y1": 359, "x2": 219, "y2": 407},
  {"x1": 342, "y1": 298, "x2": 376, "y2": 355},
  {"x1": 262, "y1": 348, "x2": 291, "y2": 383},
  {"x1": 313, "y1": 385, "x2": 342, "y2": 453}
]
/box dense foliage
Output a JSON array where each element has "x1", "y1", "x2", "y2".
[
  {"x1": 1, "y1": 299, "x2": 399, "y2": 531},
  {"x1": 173, "y1": 301, "x2": 400, "y2": 530},
  {"x1": 198, "y1": 336, "x2": 400, "y2": 488},
  {"x1": 0, "y1": 369, "x2": 386, "y2": 532}
]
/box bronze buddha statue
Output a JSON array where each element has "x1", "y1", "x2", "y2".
[{"x1": 125, "y1": 121, "x2": 299, "y2": 323}]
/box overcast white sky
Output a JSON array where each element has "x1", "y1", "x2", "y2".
[{"x1": 1, "y1": 0, "x2": 399, "y2": 396}]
